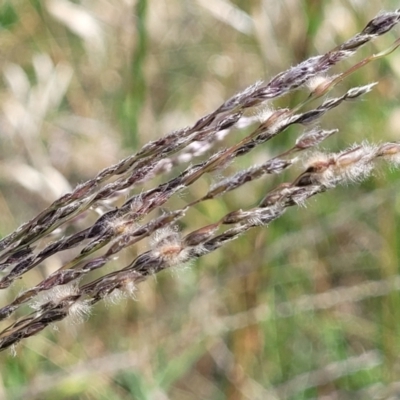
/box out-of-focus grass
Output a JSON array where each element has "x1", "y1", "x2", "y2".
[{"x1": 1, "y1": 0, "x2": 400, "y2": 399}]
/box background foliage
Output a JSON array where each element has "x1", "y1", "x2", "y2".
[{"x1": 1, "y1": 0, "x2": 400, "y2": 399}]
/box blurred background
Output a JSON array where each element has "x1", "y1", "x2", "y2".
[{"x1": 1, "y1": 0, "x2": 400, "y2": 399}]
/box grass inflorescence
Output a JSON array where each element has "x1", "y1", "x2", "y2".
[
  {"x1": 2, "y1": 3, "x2": 400, "y2": 399},
  {"x1": 0, "y1": 9, "x2": 400, "y2": 352}
]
